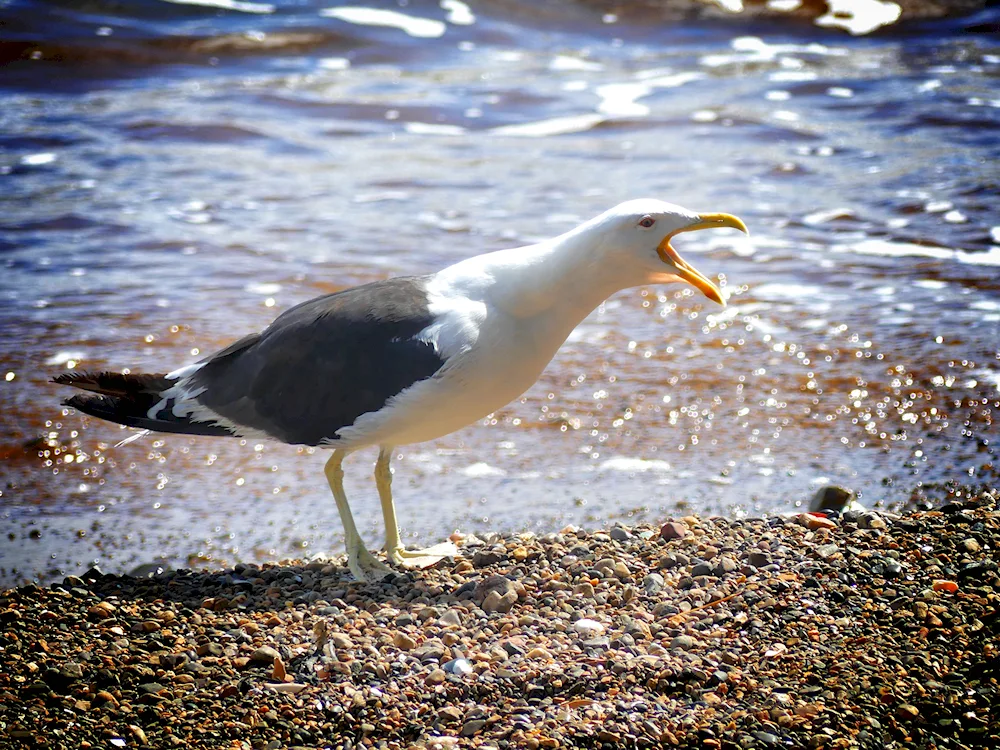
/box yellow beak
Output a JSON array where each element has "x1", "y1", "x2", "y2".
[{"x1": 655, "y1": 213, "x2": 748, "y2": 307}]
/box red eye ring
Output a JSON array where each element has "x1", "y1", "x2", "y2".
[{"x1": 638, "y1": 216, "x2": 655, "y2": 228}]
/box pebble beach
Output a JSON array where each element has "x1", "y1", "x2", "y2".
[{"x1": 2, "y1": 487, "x2": 997, "y2": 749}]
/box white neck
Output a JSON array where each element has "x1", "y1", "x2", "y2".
[{"x1": 471, "y1": 221, "x2": 647, "y2": 320}]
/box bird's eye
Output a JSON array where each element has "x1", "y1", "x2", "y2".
[{"x1": 638, "y1": 216, "x2": 656, "y2": 228}]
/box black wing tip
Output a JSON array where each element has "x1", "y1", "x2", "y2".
[
  {"x1": 52, "y1": 370, "x2": 98, "y2": 386},
  {"x1": 62, "y1": 392, "x2": 113, "y2": 411},
  {"x1": 63, "y1": 392, "x2": 91, "y2": 404}
]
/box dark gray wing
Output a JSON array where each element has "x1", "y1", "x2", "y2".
[{"x1": 189, "y1": 276, "x2": 445, "y2": 446}]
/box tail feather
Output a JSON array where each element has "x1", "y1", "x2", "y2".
[
  {"x1": 52, "y1": 370, "x2": 172, "y2": 398},
  {"x1": 56, "y1": 371, "x2": 234, "y2": 438}
]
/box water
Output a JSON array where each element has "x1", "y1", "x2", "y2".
[{"x1": 1, "y1": 0, "x2": 998, "y2": 585}]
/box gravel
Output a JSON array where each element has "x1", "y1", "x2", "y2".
[{"x1": 1, "y1": 487, "x2": 998, "y2": 749}]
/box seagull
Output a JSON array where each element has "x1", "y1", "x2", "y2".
[{"x1": 55, "y1": 199, "x2": 747, "y2": 582}]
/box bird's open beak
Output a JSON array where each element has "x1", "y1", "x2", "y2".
[{"x1": 655, "y1": 213, "x2": 748, "y2": 307}]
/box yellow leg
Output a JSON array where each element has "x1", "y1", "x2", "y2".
[
  {"x1": 324, "y1": 450, "x2": 392, "y2": 582},
  {"x1": 375, "y1": 446, "x2": 458, "y2": 568}
]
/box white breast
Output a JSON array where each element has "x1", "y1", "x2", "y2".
[
  {"x1": 330, "y1": 247, "x2": 598, "y2": 449},
  {"x1": 332, "y1": 312, "x2": 553, "y2": 448}
]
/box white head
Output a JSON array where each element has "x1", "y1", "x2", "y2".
[{"x1": 572, "y1": 198, "x2": 749, "y2": 306}]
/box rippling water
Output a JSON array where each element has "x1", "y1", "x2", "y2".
[{"x1": 1, "y1": 0, "x2": 998, "y2": 584}]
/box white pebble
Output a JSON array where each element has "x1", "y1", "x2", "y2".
[{"x1": 573, "y1": 618, "x2": 605, "y2": 636}]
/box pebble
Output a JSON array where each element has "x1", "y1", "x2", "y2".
[
  {"x1": 642, "y1": 572, "x2": 665, "y2": 593},
  {"x1": 461, "y1": 719, "x2": 487, "y2": 736},
  {"x1": 798, "y1": 512, "x2": 838, "y2": 530},
  {"x1": 962, "y1": 537, "x2": 981, "y2": 553},
  {"x1": 610, "y1": 526, "x2": 632, "y2": 542},
  {"x1": 482, "y1": 589, "x2": 517, "y2": 614},
  {"x1": 393, "y1": 632, "x2": 417, "y2": 650},
  {"x1": 573, "y1": 581, "x2": 596, "y2": 598},
  {"x1": 572, "y1": 618, "x2": 605, "y2": 636},
  {"x1": 691, "y1": 561, "x2": 714, "y2": 577},
  {"x1": 329, "y1": 632, "x2": 354, "y2": 649},
  {"x1": 897, "y1": 703, "x2": 920, "y2": 719},
  {"x1": 670, "y1": 635, "x2": 697, "y2": 650},
  {"x1": 715, "y1": 556, "x2": 739, "y2": 575},
  {"x1": 815, "y1": 543, "x2": 840, "y2": 559},
  {"x1": 2, "y1": 489, "x2": 997, "y2": 750},
  {"x1": 425, "y1": 668, "x2": 447, "y2": 685},
  {"x1": 442, "y1": 658, "x2": 473, "y2": 675},
  {"x1": 265, "y1": 682, "x2": 308, "y2": 694},
  {"x1": 859, "y1": 512, "x2": 889, "y2": 529},
  {"x1": 810, "y1": 485, "x2": 854, "y2": 512},
  {"x1": 932, "y1": 579, "x2": 958, "y2": 593},
  {"x1": 660, "y1": 521, "x2": 689, "y2": 540},
  {"x1": 249, "y1": 646, "x2": 279, "y2": 664}
]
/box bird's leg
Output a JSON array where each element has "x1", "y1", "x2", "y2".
[
  {"x1": 324, "y1": 450, "x2": 392, "y2": 582},
  {"x1": 375, "y1": 447, "x2": 404, "y2": 561},
  {"x1": 375, "y1": 447, "x2": 458, "y2": 568}
]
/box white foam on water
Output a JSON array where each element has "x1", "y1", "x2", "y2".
[
  {"x1": 815, "y1": 0, "x2": 901, "y2": 34},
  {"x1": 842, "y1": 239, "x2": 955, "y2": 260},
  {"x1": 244, "y1": 282, "x2": 281, "y2": 295},
  {"x1": 404, "y1": 122, "x2": 466, "y2": 136},
  {"x1": 957, "y1": 247, "x2": 1000, "y2": 266},
  {"x1": 318, "y1": 57, "x2": 350, "y2": 70},
  {"x1": 972, "y1": 370, "x2": 1000, "y2": 392},
  {"x1": 21, "y1": 153, "x2": 57, "y2": 165},
  {"x1": 353, "y1": 190, "x2": 411, "y2": 203},
  {"x1": 566, "y1": 324, "x2": 608, "y2": 345},
  {"x1": 769, "y1": 71, "x2": 819, "y2": 82},
  {"x1": 163, "y1": 0, "x2": 273, "y2": 12},
  {"x1": 698, "y1": 234, "x2": 756, "y2": 257},
  {"x1": 459, "y1": 462, "x2": 506, "y2": 478},
  {"x1": 840, "y1": 240, "x2": 1000, "y2": 266},
  {"x1": 595, "y1": 72, "x2": 702, "y2": 117},
  {"x1": 549, "y1": 55, "x2": 603, "y2": 72},
  {"x1": 803, "y1": 207, "x2": 854, "y2": 225},
  {"x1": 599, "y1": 457, "x2": 672, "y2": 473},
  {"x1": 753, "y1": 283, "x2": 823, "y2": 300},
  {"x1": 440, "y1": 0, "x2": 475, "y2": 25},
  {"x1": 706, "y1": 306, "x2": 743, "y2": 325},
  {"x1": 45, "y1": 351, "x2": 86, "y2": 366},
  {"x1": 490, "y1": 114, "x2": 605, "y2": 137},
  {"x1": 321, "y1": 7, "x2": 446, "y2": 38},
  {"x1": 701, "y1": 36, "x2": 845, "y2": 68}
]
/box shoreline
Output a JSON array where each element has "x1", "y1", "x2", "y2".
[{"x1": 1, "y1": 489, "x2": 997, "y2": 749}]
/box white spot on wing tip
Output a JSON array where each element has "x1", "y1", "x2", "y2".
[
  {"x1": 166, "y1": 363, "x2": 205, "y2": 380},
  {"x1": 146, "y1": 398, "x2": 168, "y2": 420}
]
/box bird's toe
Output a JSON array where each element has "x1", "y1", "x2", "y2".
[
  {"x1": 388, "y1": 541, "x2": 458, "y2": 569},
  {"x1": 349, "y1": 548, "x2": 394, "y2": 583}
]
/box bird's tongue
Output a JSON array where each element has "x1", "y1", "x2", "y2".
[{"x1": 655, "y1": 238, "x2": 725, "y2": 306}]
